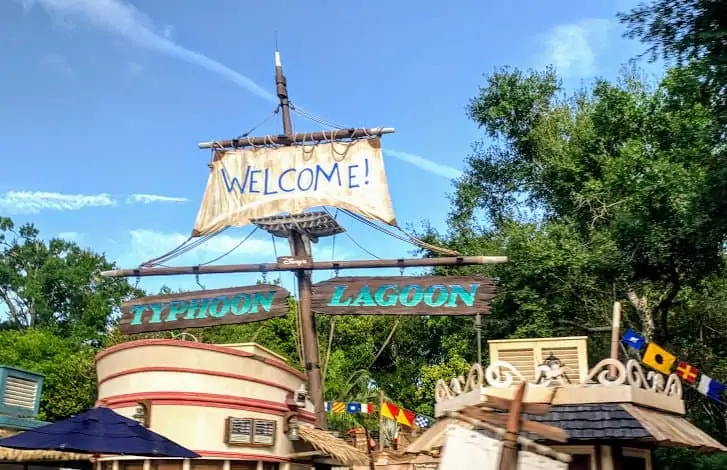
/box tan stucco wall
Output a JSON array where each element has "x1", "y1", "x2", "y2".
[{"x1": 95, "y1": 339, "x2": 314, "y2": 464}]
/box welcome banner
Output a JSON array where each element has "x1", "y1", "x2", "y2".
[{"x1": 192, "y1": 138, "x2": 397, "y2": 236}]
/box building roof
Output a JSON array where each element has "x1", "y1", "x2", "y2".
[
  {"x1": 522, "y1": 404, "x2": 727, "y2": 453},
  {"x1": 297, "y1": 425, "x2": 370, "y2": 466},
  {"x1": 523, "y1": 404, "x2": 650, "y2": 441},
  {"x1": 0, "y1": 429, "x2": 91, "y2": 462}
]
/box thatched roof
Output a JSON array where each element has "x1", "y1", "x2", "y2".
[
  {"x1": 297, "y1": 426, "x2": 370, "y2": 466},
  {"x1": 0, "y1": 429, "x2": 92, "y2": 462},
  {"x1": 623, "y1": 404, "x2": 727, "y2": 453}
]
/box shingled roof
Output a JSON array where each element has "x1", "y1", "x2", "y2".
[{"x1": 523, "y1": 404, "x2": 650, "y2": 441}]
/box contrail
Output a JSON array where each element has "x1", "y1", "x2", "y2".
[
  {"x1": 18, "y1": 0, "x2": 276, "y2": 102},
  {"x1": 384, "y1": 149, "x2": 462, "y2": 179},
  {"x1": 18, "y1": 0, "x2": 461, "y2": 179}
]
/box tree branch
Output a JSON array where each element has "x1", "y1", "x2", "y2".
[{"x1": 0, "y1": 287, "x2": 19, "y2": 324}]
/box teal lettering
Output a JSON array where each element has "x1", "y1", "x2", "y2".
[
  {"x1": 230, "y1": 293, "x2": 251, "y2": 315},
  {"x1": 399, "y1": 285, "x2": 423, "y2": 307},
  {"x1": 446, "y1": 284, "x2": 480, "y2": 307},
  {"x1": 149, "y1": 303, "x2": 166, "y2": 323},
  {"x1": 423, "y1": 285, "x2": 448, "y2": 307},
  {"x1": 185, "y1": 298, "x2": 210, "y2": 319},
  {"x1": 208, "y1": 296, "x2": 231, "y2": 318},
  {"x1": 129, "y1": 305, "x2": 148, "y2": 325},
  {"x1": 374, "y1": 284, "x2": 398, "y2": 306},
  {"x1": 351, "y1": 286, "x2": 375, "y2": 307},
  {"x1": 251, "y1": 291, "x2": 276, "y2": 313},
  {"x1": 165, "y1": 301, "x2": 188, "y2": 322},
  {"x1": 328, "y1": 286, "x2": 352, "y2": 306}
]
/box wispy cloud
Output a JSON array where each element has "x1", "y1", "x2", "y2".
[
  {"x1": 539, "y1": 18, "x2": 612, "y2": 78},
  {"x1": 0, "y1": 190, "x2": 189, "y2": 214},
  {"x1": 384, "y1": 149, "x2": 462, "y2": 179},
  {"x1": 40, "y1": 53, "x2": 74, "y2": 79},
  {"x1": 17, "y1": 0, "x2": 457, "y2": 180},
  {"x1": 126, "y1": 193, "x2": 188, "y2": 204},
  {"x1": 0, "y1": 191, "x2": 115, "y2": 214},
  {"x1": 18, "y1": 0, "x2": 274, "y2": 102}
]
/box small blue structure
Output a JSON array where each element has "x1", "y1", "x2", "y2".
[{"x1": 0, "y1": 366, "x2": 49, "y2": 431}]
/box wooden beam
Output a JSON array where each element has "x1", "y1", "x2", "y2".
[
  {"x1": 460, "y1": 408, "x2": 567, "y2": 443},
  {"x1": 100, "y1": 255, "x2": 508, "y2": 278},
  {"x1": 481, "y1": 396, "x2": 552, "y2": 415},
  {"x1": 197, "y1": 127, "x2": 396, "y2": 149}
]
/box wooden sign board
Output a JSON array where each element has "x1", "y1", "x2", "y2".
[
  {"x1": 311, "y1": 276, "x2": 494, "y2": 316},
  {"x1": 119, "y1": 285, "x2": 291, "y2": 335}
]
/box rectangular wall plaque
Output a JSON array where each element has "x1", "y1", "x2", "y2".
[
  {"x1": 119, "y1": 285, "x2": 291, "y2": 335},
  {"x1": 311, "y1": 276, "x2": 495, "y2": 316}
]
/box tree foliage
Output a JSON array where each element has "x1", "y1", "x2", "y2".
[
  {"x1": 618, "y1": 0, "x2": 727, "y2": 125},
  {"x1": 0, "y1": 217, "x2": 141, "y2": 343}
]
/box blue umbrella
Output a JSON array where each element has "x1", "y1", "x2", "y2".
[{"x1": 0, "y1": 407, "x2": 199, "y2": 458}]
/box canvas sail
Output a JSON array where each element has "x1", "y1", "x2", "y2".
[{"x1": 192, "y1": 138, "x2": 397, "y2": 236}]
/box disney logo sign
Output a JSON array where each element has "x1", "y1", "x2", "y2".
[{"x1": 277, "y1": 256, "x2": 312, "y2": 268}]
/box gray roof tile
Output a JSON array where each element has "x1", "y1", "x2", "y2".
[{"x1": 522, "y1": 404, "x2": 650, "y2": 441}]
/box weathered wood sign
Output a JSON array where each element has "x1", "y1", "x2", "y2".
[
  {"x1": 311, "y1": 276, "x2": 495, "y2": 316},
  {"x1": 119, "y1": 285, "x2": 291, "y2": 334}
]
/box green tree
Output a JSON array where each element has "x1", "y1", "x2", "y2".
[
  {"x1": 0, "y1": 217, "x2": 142, "y2": 344},
  {"x1": 432, "y1": 65, "x2": 724, "y2": 343},
  {"x1": 618, "y1": 0, "x2": 727, "y2": 124},
  {"x1": 0, "y1": 328, "x2": 97, "y2": 421}
]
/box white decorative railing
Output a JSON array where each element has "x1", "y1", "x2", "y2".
[{"x1": 434, "y1": 358, "x2": 682, "y2": 403}]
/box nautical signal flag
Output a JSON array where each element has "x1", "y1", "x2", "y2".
[
  {"x1": 622, "y1": 329, "x2": 646, "y2": 351},
  {"x1": 324, "y1": 402, "x2": 375, "y2": 414},
  {"x1": 698, "y1": 375, "x2": 726, "y2": 402},
  {"x1": 396, "y1": 408, "x2": 416, "y2": 427},
  {"x1": 642, "y1": 342, "x2": 676, "y2": 375},
  {"x1": 414, "y1": 415, "x2": 431, "y2": 429},
  {"x1": 380, "y1": 402, "x2": 399, "y2": 420},
  {"x1": 676, "y1": 361, "x2": 698, "y2": 384},
  {"x1": 345, "y1": 402, "x2": 375, "y2": 414}
]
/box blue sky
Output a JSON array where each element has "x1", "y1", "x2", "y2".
[{"x1": 0, "y1": 0, "x2": 657, "y2": 295}]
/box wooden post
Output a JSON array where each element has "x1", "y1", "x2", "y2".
[
  {"x1": 475, "y1": 313, "x2": 482, "y2": 365},
  {"x1": 497, "y1": 381, "x2": 527, "y2": 470},
  {"x1": 290, "y1": 231, "x2": 326, "y2": 428},
  {"x1": 609, "y1": 301, "x2": 622, "y2": 378}
]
